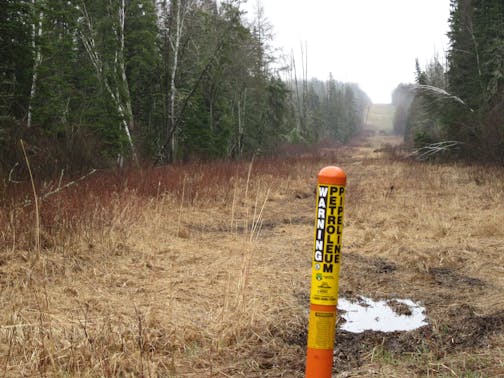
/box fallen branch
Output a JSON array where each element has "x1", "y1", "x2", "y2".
[
  {"x1": 8, "y1": 162, "x2": 22, "y2": 184},
  {"x1": 22, "y1": 169, "x2": 97, "y2": 208}
]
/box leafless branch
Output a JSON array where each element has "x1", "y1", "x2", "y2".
[
  {"x1": 22, "y1": 169, "x2": 97, "y2": 208},
  {"x1": 8, "y1": 162, "x2": 22, "y2": 184},
  {"x1": 412, "y1": 141, "x2": 462, "y2": 161}
]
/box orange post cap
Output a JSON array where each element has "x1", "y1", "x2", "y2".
[{"x1": 318, "y1": 166, "x2": 346, "y2": 185}]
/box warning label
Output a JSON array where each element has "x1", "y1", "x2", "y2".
[
  {"x1": 307, "y1": 309, "x2": 336, "y2": 349},
  {"x1": 310, "y1": 184, "x2": 345, "y2": 305}
]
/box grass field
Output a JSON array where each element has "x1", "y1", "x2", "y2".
[
  {"x1": 366, "y1": 104, "x2": 396, "y2": 134},
  {"x1": 1, "y1": 135, "x2": 504, "y2": 377}
]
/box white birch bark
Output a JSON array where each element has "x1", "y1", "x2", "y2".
[
  {"x1": 27, "y1": 1, "x2": 44, "y2": 128},
  {"x1": 167, "y1": 0, "x2": 193, "y2": 161},
  {"x1": 118, "y1": 0, "x2": 134, "y2": 130},
  {"x1": 78, "y1": 0, "x2": 138, "y2": 165}
]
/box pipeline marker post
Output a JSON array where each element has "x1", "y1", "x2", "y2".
[{"x1": 305, "y1": 166, "x2": 346, "y2": 378}]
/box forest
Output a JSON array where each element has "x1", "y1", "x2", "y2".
[
  {"x1": 2, "y1": 0, "x2": 503, "y2": 178},
  {"x1": 1, "y1": 0, "x2": 369, "y2": 178},
  {"x1": 393, "y1": 0, "x2": 504, "y2": 163}
]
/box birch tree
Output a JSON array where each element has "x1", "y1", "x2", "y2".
[
  {"x1": 77, "y1": 0, "x2": 137, "y2": 164},
  {"x1": 161, "y1": 0, "x2": 196, "y2": 161},
  {"x1": 288, "y1": 43, "x2": 309, "y2": 141},
  {"x1": 169, "y1": 0, "x2": 192, "y2": 161},
  {"x1": 27, "y1": 0, "x2": 44, "y2": 128}
]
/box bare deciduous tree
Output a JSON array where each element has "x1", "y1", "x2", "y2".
[{"x1": 77, "y1": 0, "x2": 138, "y2": 165}]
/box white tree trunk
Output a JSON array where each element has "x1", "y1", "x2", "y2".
[
  {"x1": 118, "y1": 0, "x2": 134, "y2": 130},
  {"x1": 27, "y1": 2, "x2": 44, "y2": 128},
  {"x1": 78, "y1": 1, "x2": 137, "y2": 164},
  {"x1": 167, "y1": 0, "x2": 193, "y2": 161}
]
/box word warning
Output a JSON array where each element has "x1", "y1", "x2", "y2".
[{"x1": 310, "y1": 184, "x2": 345, "y2": 305}]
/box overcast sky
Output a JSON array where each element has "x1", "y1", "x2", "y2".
[{"x1": 242, "y1": 0, "x2": 451, "y2": 104}]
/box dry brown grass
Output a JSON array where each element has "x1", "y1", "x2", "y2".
[{"x1": 1, "y1": 136, "x2": 504, "y2": 377}]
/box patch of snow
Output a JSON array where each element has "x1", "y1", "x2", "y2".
[{"x1": 338, "y1": 297, "x2": 428, "y2": 333}]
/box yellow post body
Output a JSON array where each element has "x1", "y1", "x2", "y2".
[{"x1": 305, "y1": 166, "x2": 346, "y2": 378}]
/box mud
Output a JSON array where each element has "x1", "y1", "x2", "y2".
[
  {"x1": 287, "y1": 250, "x2": 503, "y2": 374},
  {"x1": 344, "y1": 253, "x2": 397, "y2": 274},
  {"x1": 437, "y1": 304, "x2": 504, "y2": 350},
  {"x1": 275, "y1": 303, "x2": 504, "y2": 373},
  {"x1": 428, "y1": 267, "x2": 486, "y2": 288}
]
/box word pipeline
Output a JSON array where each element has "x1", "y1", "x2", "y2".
[{"x1": 314, "y1": 185, "x2": 344, "y2": 273}]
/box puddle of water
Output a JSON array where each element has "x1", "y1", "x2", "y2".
[{"x1": 338, "y1": 296, "x2": 428, "y2": 333}]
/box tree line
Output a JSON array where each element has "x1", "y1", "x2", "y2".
[
  {"x1": 0, "y1": 0, "x2": 370, "y2": 177},
  {"x1": 392, "y1": 0, "x2": 504, "y2": 162}
]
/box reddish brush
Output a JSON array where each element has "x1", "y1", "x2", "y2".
[{"x1": 0, "y1": 155, "x2": 327, "y2": 250}]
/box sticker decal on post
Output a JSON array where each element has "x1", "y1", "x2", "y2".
[{"x1": 310, "y1": 184, "x2": 345, "y2": 306}]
